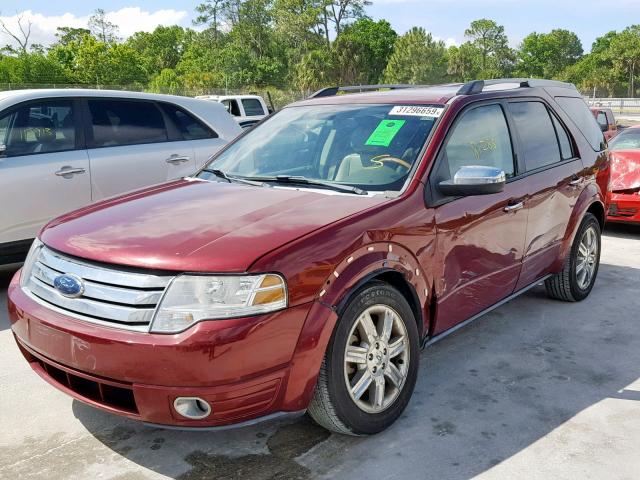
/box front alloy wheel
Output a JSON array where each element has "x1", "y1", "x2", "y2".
[
  {"x1": 344, "y1": 305, "x2": 410, "y2": 414},
  {"x1": 308, "y1": 282, "x2": 420, "y2": 435}
]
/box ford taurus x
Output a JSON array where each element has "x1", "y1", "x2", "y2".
[{"x1": 8, "y1": 79, "x2": 609, "y2": 435}]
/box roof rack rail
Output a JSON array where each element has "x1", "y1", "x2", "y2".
[
  {"x1": 457, "y1": 78, "x2": 577, "y2": 96},
  {"x1": 308, "y1": 84, "x2": 418, "y2": 99}
]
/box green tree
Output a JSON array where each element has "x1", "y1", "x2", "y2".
[
  {"x1": 54, "y1": 27, "x2": 92, "y2": 46},
  {"x1": 463, "y1": 18, "x2": 514, "y2": 78},
  {"x1": 88, "y1": 9, "x2": 120, "y2": 43},
  {"x1": 609, "y1": 26, "x2": 640, "y2": 97},
  {"x1": 333, "y1": 18, "x2": 396, "y2": 84},
  {"x1": 517, "y1": 29, "x2": 583, "y2": 78},
  {"x1": 127, "y1": 26, "x2": 191, "y2": 75},
  {"x1": 194, "y1": 0, "x2": 229, "y2": 41},
  {"x1": 149, "y1": 68, "x2": 185, "y2": 94},
  {"x1": 382, "y1": 27, "x2": 448, "y2": 84},
  {"x1": 447, "y1": 43, "x2": 479, "y2": 81}
]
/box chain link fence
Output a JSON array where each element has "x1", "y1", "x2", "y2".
[{"x1": 584, "y1": 97, "x2": 640, "y2": 115}]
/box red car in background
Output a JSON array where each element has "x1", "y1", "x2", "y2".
[
  {"x1": 607, "y1": 125, "x2": 640, "y2": 224},
  {"x1": 591, "y1": 107, "x2": 618, "y2": 141}
]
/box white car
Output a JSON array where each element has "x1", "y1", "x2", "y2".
[
  {"x1": 196, "y1": 94, "x2": 272, "y2": 129},
  {"x1": 0, "y1": 89, "x2": 242, "y2": 264}
]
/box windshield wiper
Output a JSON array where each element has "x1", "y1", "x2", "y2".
[
  {"x1": 201, "y1": 169, "x2": 269, "y2": 188},
  {"x1": 244, "y1": 175, "x2": 368, "y2": 195}
]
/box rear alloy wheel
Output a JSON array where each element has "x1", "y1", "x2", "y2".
[
  {"x1": 545, "y1": 213, "x2": 601, "y2": 302},
  {"x1": 307, "y1": 282, "x2": 419, "y2": 435}
]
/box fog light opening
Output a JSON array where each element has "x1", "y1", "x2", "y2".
[{"x1": 173, "y1": 397, "x2": 212, "y2": 420}]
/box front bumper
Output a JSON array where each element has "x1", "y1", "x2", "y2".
[
  {"x1": 8, "y1": 270, "x2": 325, "y2": 428},
  {"x1": 607, "y1": 192, "x2": 640, "y2": 224}
]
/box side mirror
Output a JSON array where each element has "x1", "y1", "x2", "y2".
[{"x1": 439, "y1": 165, "x2": 506, "y2": 196}]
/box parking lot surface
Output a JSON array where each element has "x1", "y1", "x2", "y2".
[{"x1": 1, "y1": 224, "x2": 639, "y2": 480}]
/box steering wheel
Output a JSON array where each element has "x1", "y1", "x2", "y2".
[{"x1": 370, "y1": 155, "x2": 412, "y2": 170}]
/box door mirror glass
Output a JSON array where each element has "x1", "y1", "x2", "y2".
[{"x1": 439, "y1": 165, "x2": 506, "y2": 196}]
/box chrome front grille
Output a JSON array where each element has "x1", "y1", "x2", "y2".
[{"x1": 23, "y1": 246, "x2": 173, "y2": 332}]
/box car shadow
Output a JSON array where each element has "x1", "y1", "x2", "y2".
[
  {"x1": 604, "y1": 222, "x2": 640, "y2": 239},
  {"x1": 73, "y1": 261, "x2": 640, "y2": 479},
  {"x1": 0, "y1": 264, "x2": 20, "y2": 331}
]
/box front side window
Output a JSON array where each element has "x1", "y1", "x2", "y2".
[
  {"x1": 510, "y1": 101, "x2": 561, "y2": 171},
  {"x1": 596, "y1": 111, "x2": 608, "y2": 128},
  {"x1": 439, "y1": 104, "x2": 515, "y2": 181},
  {"x1": 199, "y1": 104, "x2": 440, "y2": 192},
  {"x1": 242, "y1": 98, "x2": 265, "y2": 117},
  {"x1": 88, "y1": 99, "x2": 167, "y2": 148},
  {"x1": 0, "y1": 100, "x2": 75, "y2": 157}
]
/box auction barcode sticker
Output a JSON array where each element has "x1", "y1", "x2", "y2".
[{"x1": 389, "y1": 106, "x2": 445, "y2": 118}]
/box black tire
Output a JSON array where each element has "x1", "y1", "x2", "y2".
[
  {"x1": 545, "y1": 213, "x2": 601, "y2": 302},
  {"x1": 307, "y1": 281, "x2": 420, "y2": 435}
]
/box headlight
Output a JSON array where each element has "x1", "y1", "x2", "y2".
[
  {"x1": 20, "y1": 238, "x2": 43, "y2": 288},
  {"x1": 150, "y1": 274, "x2": 287, "y2": 333}
]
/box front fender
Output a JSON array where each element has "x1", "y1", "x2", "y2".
[{"x1": 281, "y1": 242, "x2": 430, "y2": 411}]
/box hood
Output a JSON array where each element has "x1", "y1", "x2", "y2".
[
  {"x1": 610, "y1": 150, "x2": 640, "y2": 192},
  {"x1": 41, "y1": 179, "x2": 387, "y2": 272}
]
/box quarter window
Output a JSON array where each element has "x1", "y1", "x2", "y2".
[
  {"x1": 88, "y1": 99, "x2": 167, "y2": 148},
  {"x1": 0, "y1": 100, "x2": 76, "y2": 157},
  {"x1": 509, "y1": 102, "x2": 561, "y2": 171},
  {"x1": 160, "y1": 104, "x2": 216, "y2": 140},
  {"x1": 555, "y1": 96, "x2": 605, "y2": 151},
  {"x1": 440, "y1": 104, "x2": 515, "y2": 180},
  {"x1": 241, "y1": 98, "x2": 265, "y2": 117}
]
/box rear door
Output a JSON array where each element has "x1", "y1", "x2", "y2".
[
  {"x1": 0, "y1": 98, "x2": 91, "y2": 244},
  {"x1": 430, "y1": 102, "x2": 528, "y2": 334},
  {"x1": 508, "y1": 100, "x2": 584, "y2": 290},
  {"x1": 158, "y1": 102, "x2": 226, "y2": 170},
  {"x1": 85, "y1": 98, "x2": 195, "y2": 200}
]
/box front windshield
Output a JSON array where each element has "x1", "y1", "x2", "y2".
[
  {"x1": 199, "y1": 104, "x2": 441, "y2": 192},
  {"x1": 609, "y1": 129, "x2": 640, "y2": 151}
]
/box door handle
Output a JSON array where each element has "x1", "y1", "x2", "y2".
[
  {"x1": 55, "y1": 166, "x2": 86, "y2": 177},
  {"x1": 504, "y1": 201, "x2": 524, "y2": 213},
  {"x1": 569, "y1": 176, "x2": 583, "y2": 187},
  {"x1": 166, "y1": 154, "x2": 191, "y2": 165}
]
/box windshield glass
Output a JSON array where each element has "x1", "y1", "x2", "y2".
[
  {"x1": 609, "y1": 129, "x2": 640, "y2": 151},
  {"x1": 199, "y1": 104, "x2": 441, "y2": 192}
]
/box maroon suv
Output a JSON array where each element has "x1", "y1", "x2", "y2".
[{"x1": 8, "y1": 79, "x2": 609, "y2": 435}]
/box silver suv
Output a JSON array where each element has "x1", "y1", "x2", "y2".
[{"x1": 0, "y1": 89, "x2": 242, "y2": 264}]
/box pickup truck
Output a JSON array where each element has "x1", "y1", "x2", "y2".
[{"x1": 196, "y1": 94, "x2": 272, "y2": 129}]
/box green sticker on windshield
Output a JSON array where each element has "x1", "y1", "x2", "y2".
[{"x1": 365, "y1": 119, "x2": 406, "y2": 147}]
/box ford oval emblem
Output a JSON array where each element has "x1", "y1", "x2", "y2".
[{"x1": 53, "y1": 274, "x2": 85, "y2": 298}]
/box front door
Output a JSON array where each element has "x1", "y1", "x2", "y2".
[
  {"x1": 0, "y1": 98, "x2": 91, "y2": 245},
  {"x1": 429, "y1": 102, "x2": 528, "y2": 335}
]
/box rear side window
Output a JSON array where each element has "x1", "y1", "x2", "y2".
[
  {"x1": 509, "y1": 102, "x2": 561, "y2": 171},
  {"x1": 441, "y1": 104, "x2": 515, "y2": 179},
  {"x1": 550, "y1": 114, "x2": 574, "y2": 160},
  {"x1": 241, "y1": 98, "x2": 265, "y2": 117},
  {"x1": 160, "y1": 103, "x2": 216, "y2": 141},
  {"x1": 555, "y1": 96, "x2": 605, "y2": 151},
  {"x1": 0, "y1": 100, "x2": 76, "y2": 157},
  {"x1": 88, "y1": 99, "x2": 167, "y2": 148}
]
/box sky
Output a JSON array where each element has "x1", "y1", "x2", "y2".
[{"x1": 1, "y1": 0, "x2": 639, "y2": 52}]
